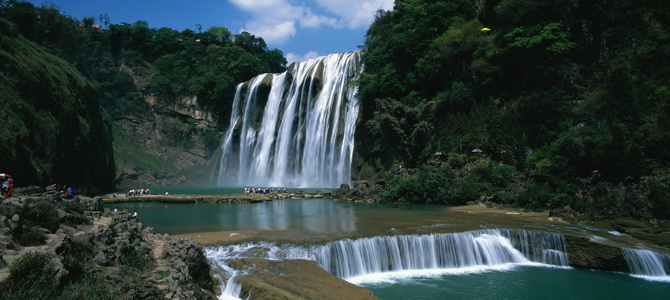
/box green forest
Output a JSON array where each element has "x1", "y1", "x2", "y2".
[
  {"x1": 2, "y1": 0, "x2": 670, "y2": 229},
  {"x1": 354, "y1": 0, "x2": 670, "y2": 229}
]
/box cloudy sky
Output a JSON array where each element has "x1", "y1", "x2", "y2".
[{"x1": 28, "y1": 0, "x2": 394, "y2": 64}]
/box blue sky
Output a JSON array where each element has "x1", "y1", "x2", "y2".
[{"x1": 28, "y1": 0, "x2": 394, "y2": 64}]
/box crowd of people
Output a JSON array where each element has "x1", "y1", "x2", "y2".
[
  {"x1": 244, "y1": 187, "x2": 287, "y2": 195},
  {"x1": 126, "y1": 188, "x2": 151, "y2": 196},
  {"x1": 54, "y1": 184, "x2": 75, "y2": 199}
]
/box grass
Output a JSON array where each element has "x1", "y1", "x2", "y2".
[{"x1": 590, "y1": 218, "x2": 670, "y2": 249}]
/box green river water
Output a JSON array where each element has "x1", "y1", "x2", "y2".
[{"x1": 105, "y1": 189, "x2": 670, "y2": 299}]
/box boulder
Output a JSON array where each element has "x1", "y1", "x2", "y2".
[{"x1": 565, "y1": 235, "x2": 629, "y2": 272}]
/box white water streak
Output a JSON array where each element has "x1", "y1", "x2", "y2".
[
  {"x1": 216, "y1": 51, "x2": 361, "y2": 188},
  {"x1": 621, "y1": 248, "x2": 670, "y2": 281}
]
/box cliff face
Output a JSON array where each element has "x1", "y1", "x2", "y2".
[
  {"x1": 0, "y1": 20, "x2": 115, "y2": 192},
  {"x1": 112, "y1": 90, "x2": 223, "y2": 189}
]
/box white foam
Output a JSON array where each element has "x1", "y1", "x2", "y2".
[
  {"x1": 628, "y1": 274, "x2": 670, "y2": 283},
  {"x1": 608, "y1": 231, "x2": 627, "y2": 236},
  {"x1": 346, "y1": 262, "x2": 558, "y2": 285}
]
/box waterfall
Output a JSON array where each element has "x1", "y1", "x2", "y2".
[
  {"x1": 310, "y1": 229, "x2": 568, "y2": 278},
  {"x1": 215, "y1": 51, "x2": 362, "y2": 188},
  {"x1": 205, "y1": 229, "x2": 569, "y2": 298},
  {"x1": 621, "y1": 248, "x2": 670, "y2": 278}
]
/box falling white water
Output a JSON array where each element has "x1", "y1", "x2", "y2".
[
  {"x1": 215, "y1": 51, "x2": 362, "y2": 188},
  {"x1": 310, "y1": 229, "x2": 569, "y2": 279},
  {"x1": 621, "y1": 248, "x2": 670, "y2": 281},
  {"x1": 205, "y1": 229, "x2": 570, "y2": 298}
]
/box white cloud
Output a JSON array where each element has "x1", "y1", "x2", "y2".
[
  {"x1": 229, "y1": 0, "x2": 340, "y2": 44},
  {"x1": 285, "y1": 51, "x2": 321, "y2": 65},
  {"x1": 315, "y1": 0, "x2": 395, "y2": 28},
  {"x1": 228, "y1": 0, "x2": 394, "y2": 45}
]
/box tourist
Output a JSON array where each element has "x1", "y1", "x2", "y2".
[
  {"x1": 132, "y1": 211, "x2": 138, "y2": 218},
  {"x1": 113, "y1": 207, "x2": 118, "y2": 213},
  {"x1": 2, "y1": 177, "x2": 13, "y2": 197},
  {"x1": 65, "y1": 186, "x2": 74, "y2": 199}
]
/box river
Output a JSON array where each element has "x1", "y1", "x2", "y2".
[{"x1": 106, "y1": 195, "x2": 670, "y2": 299}]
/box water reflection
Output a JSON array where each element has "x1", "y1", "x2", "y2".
[{"x1": 107, "y1": 198, "x2": 358, "y2": 235}]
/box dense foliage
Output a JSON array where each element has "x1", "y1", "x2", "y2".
[
  {"x1": 359, "y1": 0, "x2": 670, "y2": 218},
  {"x1": 0, "y1": 16, "x2": 115, "y2": 190},
  {"x1": 0, "y1": 0, "x2": 287, "y2": 189},
  {"x1": 1, "y1": 0, "x2": 286, "y2": 124}
]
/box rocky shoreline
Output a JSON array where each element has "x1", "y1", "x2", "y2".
[{"x1": 0, "y1": 186, "x2": 217, "y2": 299}]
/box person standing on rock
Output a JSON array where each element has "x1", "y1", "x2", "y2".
[{"x1": 2, "y1": 176, "x2": 13, "y2": 197}]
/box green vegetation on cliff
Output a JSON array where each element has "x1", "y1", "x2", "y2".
[
  {"x1": 0, "y1": 16, "x2": 114, "y2": 191},
  {"x1": 0, "y1": 1, "x2": 287, "y2": 188},
  {"x1": 358, "y1": 0, "x2": 670, "y2": 220}
]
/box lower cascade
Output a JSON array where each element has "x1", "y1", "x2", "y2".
[
  {"x1": 215, "y1": 51, "x2": 362, "y2": 188},
  {"x1": 621, "y1": 248, "x2": 670, "y2": 277},
  {"x1": 206, "y1": 229, "x2": 570, "y2": 298}
]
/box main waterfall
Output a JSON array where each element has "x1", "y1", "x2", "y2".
[{"x1": 215, "y1": 51, "x2": 362, "y2": 188}]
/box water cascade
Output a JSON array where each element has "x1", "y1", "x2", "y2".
[
  {"x1": 621, "y1": 248, "x2": 670, "y2": 279},
  {"x1": 215, "y1": 51, "x2": 362, "y2": 188},
  {"x1": 205, "y1": 229, "x2": 569, "y2": 298},
  {"x1": 311, "y1": 229, "x2": 569, "y2": 278}
]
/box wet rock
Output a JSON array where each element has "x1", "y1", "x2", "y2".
[
  {"x1": 161, "y1": 237, "x2": 214, "y2": 299},
  {"x1": 228, "y1": 258, "x2": 377, "y2": 300},
  {"x1": 566, "y1": 235, "x2": 629, "y2": 272}
]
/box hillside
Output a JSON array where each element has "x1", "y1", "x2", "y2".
[
  {"x1": 0, "y1": 17, "x2": 114, "y2": 192},
  {"x1": 0, "y1": 1, "x2": 287, "y2": 189},
  {"x1": 350, "y1": 0, "x2": 670, "y2": 221}
]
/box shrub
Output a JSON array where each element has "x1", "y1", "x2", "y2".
[
  {"x1": 23, "y1": 201, "x2": 60, "y2": 233},
  {"x1": 0, "y1": 252, "x2": 59, "y2": 299},
  {"x1": 60, "y1": 200, "x2": 85, "y2": 214},
  {"x1": 17, "y1": 223, "x2": 47, "y2": 246},
  {"x1": 59, "y1": 274, "x2": 120, "y2": 300},
  {"x1": 119, "y1": 245, "x2": 151, "y2": 270}
]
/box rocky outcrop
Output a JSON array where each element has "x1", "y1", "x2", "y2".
[
  {"x1": 113, "y1": 98, "x2": 221, "y2": 189},
  {"x1": 0, "y1": 191, "x2": 216, "y2": 299},
  {"x1": 565, "y1": 235, "x2": 629, "y2": 272},
  {"x1": 226, "y1": 258, "x2": 377, "y2": 300},
  {"x1": 332, "y1": 180, "x2": 386, "y2": 203}
]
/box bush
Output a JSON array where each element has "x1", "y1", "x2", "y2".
[
  {"x1": 60, "y1": 200, "x2": 85, "y2": 214},
  {"x1": 61, "y1": 239, "x2": 94, "y2": 282},
  {"x1": 119, "y1": 245, "x2": 151, "y2": 270},
  {"x1": 59, "y1": 274, "x2": 120, "y2": 300},
  {"x1": 0, "y1": 252, "x2": 59, "y2": 299},
  {"x1": 16, "y1": 223, "x2": 47, "y2": 246},
  {"x1": 23, "y1": 201, "x2": 60, "y2": 233},
  {"x1": 381, "y1": 165, "x2": 456, "y2": 204}
]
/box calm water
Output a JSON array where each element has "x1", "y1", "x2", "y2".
[
  {"x1": 105, "y1": 198, "x2": 438, "y2": 235},
  {"x1": 361, "y1": 266, "x2": 670, "y2": 300},
  {"x1": 105, "y1": 194, "x2": 670, "y2": 299}
]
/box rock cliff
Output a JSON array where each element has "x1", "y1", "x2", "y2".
[{"x1": 113, "y1": 93, "x2": 223, "y2": 189}]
